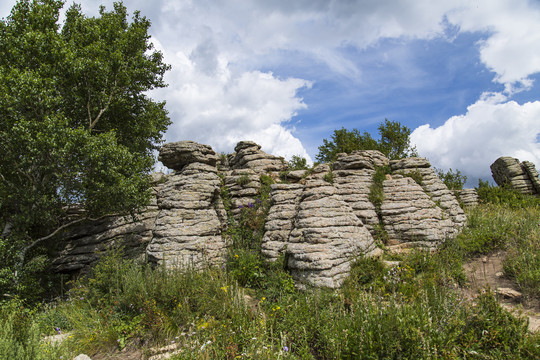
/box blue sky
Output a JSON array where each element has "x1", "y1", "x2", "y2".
[{"x1": 2, "y1": 0, "x2": 540, "y2": 186}]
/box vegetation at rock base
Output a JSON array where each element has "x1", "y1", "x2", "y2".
[
  {"x1": 0, "y1": 0, "x2": 170, "y2": 301},
  {"x1": 316, "y1": 119, "x2": 418, "y2": 163},
  {"x1": 1, "y1": 183, "x2": 539, "y2": 359}
]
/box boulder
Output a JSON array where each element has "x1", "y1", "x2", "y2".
[
  {"x1": 159, "y1": 141, "x2": 219, "y2": 170},
  {"x1": 491, "y1": 156, "x2": 539, "y2": 195},
  {"x1": 147, "y1": 162, "x2": 226, "y2": 269},
  {"x1": 229, "y1": 141, "x2": 286, "y2": 172}
]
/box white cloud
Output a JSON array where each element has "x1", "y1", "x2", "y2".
[
  {"x1": 4, "y1": 0, "x2": 540, "y2": 166},
  {"x1": 447, "y1": 0, "x2": 540, "y2": 90},
  {"x1": 411, "y1": 97, "x2": 540, "y2": 182},
  {"x1": 156, "y1": 47, "x2": 312, "y2": 160}
]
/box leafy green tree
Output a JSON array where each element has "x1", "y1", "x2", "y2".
[
  {"x1": 0, "y1": 0, "x2": 170, "y2": 299},
  {"x1": 435, "y1": 168, "x2": 468, "y2": 190},
  {"x1": 316, "y1": 119, "x2": 416, "y2": 162},
  {"x1": 288, "y1": 155, "x2": 309, "y2": 170}
]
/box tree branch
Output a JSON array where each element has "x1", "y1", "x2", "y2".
[
  {"x1": 89, "y1": 78, "x2": 117, "y2": 131},
  {"x1": 16, "y1": 214, "x2": 114, "y2": 267}
]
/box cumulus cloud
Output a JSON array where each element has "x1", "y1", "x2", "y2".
[
  {"x1": 157, "y1": 47, "x2": 312, "y2": 160},
  {"x1": 411, "y1": 96, "x2": 540, "y2": 183},
  {"x1": 3, "y1": 0, "x2": 540, "y2": 166},
  {"x1": 447, "y1": 0, "x2": 540, "y2": 90}
]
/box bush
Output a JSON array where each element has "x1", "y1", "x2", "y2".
[{"x1": 435, "y1": 168, "x2": 467, "y2": 190}]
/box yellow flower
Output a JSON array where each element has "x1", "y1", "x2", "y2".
[
  {"x1": 234, "y1": 254, "x2": 239, "y2": 258},
  {"x1": 220, "y1": 286, "x2": 228, "y2": 293}
]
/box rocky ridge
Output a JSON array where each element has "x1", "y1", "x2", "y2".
[{"x1": 54, "y1": 140, "x2": 467, "y2": 288}]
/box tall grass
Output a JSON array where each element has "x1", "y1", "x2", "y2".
[{"x1": 1, "y1": 185, "x2": 539, "y2": 359}]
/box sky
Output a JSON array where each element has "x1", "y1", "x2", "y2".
[{"x1": 2, "y1": 0, "x2": 540, "y2": 187}]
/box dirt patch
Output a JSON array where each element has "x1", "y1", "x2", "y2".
[{"x1": 462, "y1": 251, "x2": 540, "y2": 332}]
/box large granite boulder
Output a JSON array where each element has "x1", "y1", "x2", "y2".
[
  {"x1": 147, "y1": 154, "x2": 226, "y2": 269},
  {"x1": 159, "y1": 141, "x2": 219, "y2": 170},
  {"x1": 491, "y1": 157, "x2": 540, "y2": 195},
  {"x1": 285, "y1": 166, "x2": 379, "y2": 288},
  {"x1": 229, "y1": 141, "x2": 287, "y2": 172}
]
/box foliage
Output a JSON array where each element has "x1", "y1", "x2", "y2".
[
  {"x1": 316, "y1": 119, "x2": 417, "y2": 162},
  {"x1": 287, "y1": 155, "x2": 309, "y2": 170},
  {"x1": 235, "y1": 173, "x2": 252, "y2": 187},
  {"x1": 503, "y1": 216, "x2": 540, "y2": 299},
  {"x1": 477, "y1": 179, "x2": 540, "y2": 208},
  {"x1": 435, "y1": 168, "x2": 468, "y2": 190},
  {"x1": 398, "y1": 169, "x2": 424, "y2": 186},
  {"x1": 0, "y1": 0, "x2": 170, "y2": 301},
  {"x1": 368, "y1": 165, "x2": 391, "y2": 219},
  {"x1": 322, "y1": 171, "x2": 334, "y2": 184}
]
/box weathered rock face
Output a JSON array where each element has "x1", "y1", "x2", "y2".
[
  {"x1": 332, "y1": 151, "x2": 388, "y2": 235},
  {"x1": 390, "y1": 158, "x2": 467, "y2": 239},
  {"x1": 381, "y1": 176, "x2": 455, "y2": 248},
  {"x1": 52, "y1": 176, "x2": 163, "y2": 272},
  {"x1": 54, "y1": 141, "x2": 467, "y2": 288},
  {"x1": 491, "y1": 157, "x2": 540, "y2": 195},
  {"x1": 286, "y1": 166, "x2": 380, "y2": 288},
  {"x1": 146, "y1": 161, "x2": 226, "y2": 269},
  {"x1": 456, "y1": 189, "x2": 479, "y2": 207},
  {"x1": 229, "y1": 141, "x2": 287, "y2": 172}
]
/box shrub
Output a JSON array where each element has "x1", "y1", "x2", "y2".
[{"x1": 435, "y1": 168, "x2": 467, "y2": 190}]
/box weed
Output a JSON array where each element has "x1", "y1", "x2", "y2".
[{"x1": 323, "y1": 171, "x2": 334, "y2": 184}]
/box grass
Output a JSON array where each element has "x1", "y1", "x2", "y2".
[{"x1": 1, "y1": 187, "x2": 540, "y2": 359}]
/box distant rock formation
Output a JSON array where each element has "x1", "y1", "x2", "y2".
[
  {"x1": 455, "y1": 189, "x2": 479, "y2": 207},
  {"x1": 53, "y1": 140, "x2": 468, "y2": 288},
  {"x1": 491, "y1": 157, "x2": 540, "y2": 195}
]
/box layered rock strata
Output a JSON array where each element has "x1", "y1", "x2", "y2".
[
  {"x1": 332, "y1": 151, "x2": 388, "y2": 235},
  {"x1": 456, "y1": 189, "x2": 479, "y2": 207},
  {"x1": 390, "y1": 158, "x2": 467, "y2": 238},
  {"x1": 491, "y1": 157, "x2": 540, "y2": 195},
  {"x1": 381, "y1": 176, "x2": 455, "y2": 248},
  {"x1": 286, "y1": 165, "x2": 379, "y2": 288},
  {"x1": 146, "y1": 142, "x2": 226, "y2": 268},
  {"x1": 54, "y1": 140, "x2": 467, "y2": 288}
]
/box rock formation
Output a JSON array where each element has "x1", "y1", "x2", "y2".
[
  {"x1": 53, "y1": 140, "x2": 467, "y2": 288},
  {"x1": 456, "y1": 189, "x2": 479, "y2": 207},
  {"x1": 491, "y1": 156, "x2": 540, "y2": 195}
]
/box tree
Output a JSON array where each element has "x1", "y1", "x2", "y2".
[
  {"x1": 0, "y1": 0, "x2": 170, "y2": 299},
  {"x1": 288, "y1": 155, "x2": 309, "y2": 170},
  {"x1": 435, "y1": 168, "x2": 468, "y2": 190},
  {"x1": 316, "y1": 119, "x2": 416, "y2": 163}
]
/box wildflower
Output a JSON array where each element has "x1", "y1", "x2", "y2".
[
  {"x1": 235, "y1": 254, "x2": 239, "y2": 258},
  {"x1": 221, "y1": 286, "x2": 228, "y2": 293},
  {"x1": 55, "y1": 327, "x2": 61, "y2": 335},
  {"x1": 238, "y1": 205, "x2": 244, "y2": 209},
  {"x1": 283, "y1": 346, "x2": 289, "y2": 352}
]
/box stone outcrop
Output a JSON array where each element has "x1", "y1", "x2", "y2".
[
  {"x1": 381, "y1": 176, "x2": 455, "y2": 248},
  {"x1": 228, "y1": 141, "x2": 287, "y2": 172},
  {"x1": 285, "y1": 165, "x2": 380, "y2": 288},
  {"x1": 456, "y1": 189, "x2": 479, "y2": 207},
  {"x1": 491, "y1": 157, "x2": 540, "y2": 195},
  {"x1": 332, "y1": 151, "x2": 387, "y2": 235},
  {"x1": 146, "y1": 160, "x2": 226, "y2": 269},
  {"x1": 390, "y1": 158, "x2": 467, "y2": 239},
  {"x1": 54, "y1": 140, "x2": 467, "y2": 288}
]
